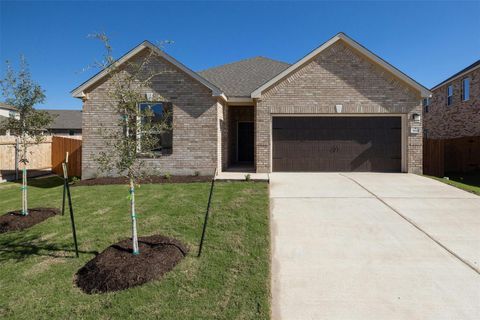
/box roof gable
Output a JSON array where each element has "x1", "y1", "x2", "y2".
[
  {"x1": 71, "y1": 41, "x2": 224, "y2": 99},
  {"x1": 251, "y1": 33, "x2": 431, "y2": 98}
]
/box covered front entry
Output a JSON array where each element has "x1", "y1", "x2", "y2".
[
  {"x1": 226, "y1": 106, "x2": 255, "y2": 170},
  {"x1": 272, "y1": 116, "x2": 402, "y2": 172}
]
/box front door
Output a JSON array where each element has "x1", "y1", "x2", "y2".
[{"x1": 237, "y1": 122, "x2": 254, "y2": 162}]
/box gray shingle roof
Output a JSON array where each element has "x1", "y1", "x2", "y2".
[
  {"x1": 0, "y1": 102, "x2": 17, "y2": 111},
  {"x1": 44, "y1": 110, "x2": 82, "y2": 130},
  {"x1": 198, "y1": 57, "x2": 290, "y2": 97}
]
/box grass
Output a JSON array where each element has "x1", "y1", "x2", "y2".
[
  {"x1": 0, "y1": 176, "x2": 270, "y2": 320},
  {"x1": 429, "y1": 171, "x2": 480, "y2": 195}
]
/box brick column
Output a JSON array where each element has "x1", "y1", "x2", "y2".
[
  {"x1": 255, "y1": 99, "x2": 271, "y2": 173},
  {"x1": 407, "y1": 102, "x2": 423, "y2": 174}
]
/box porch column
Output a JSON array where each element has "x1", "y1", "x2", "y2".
[{"x1": 255, "y1": 99, "x2": 271, "y2": 173}]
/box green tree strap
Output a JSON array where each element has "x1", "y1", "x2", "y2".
[{"x1": 20, "y1": 186, "x2": 27, "y2": 190}]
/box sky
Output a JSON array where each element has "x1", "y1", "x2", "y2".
[{"x1": 0, "y1": 1, "x2": 479, "y2": 110}]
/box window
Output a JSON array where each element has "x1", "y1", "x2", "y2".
[
  {"x1": 462, "y1": 78, "x2": 470, "y2": 101},
  {"x1": 136, "y1": 102, "x2": 172, "y2": 155},
  {"x1": 422, "y1": 97, "x2": 430, "y2": 113},
  {"x1": 447, "y1": 85, "x2": 453, "y2": 106}
]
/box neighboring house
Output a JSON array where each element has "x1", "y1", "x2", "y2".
[
  {"x1": 44, "y1": 109, "x2": 82, "y2": 136},
  {"x1": 72, "y1": 33, "x2": 430, "y2": 179},
  {"x1": 0, "y1": 102, "x2": 18, "y2": 135},
  {"x1": 424, "y1": 60, "x2": 479, "y2": 139}
]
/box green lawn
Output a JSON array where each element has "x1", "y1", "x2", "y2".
[
  {"x1": 429, "y1": 171, "x2": 480, "y2": 195},
  {"x1": 0, "y1": 177, "x2": 270, "y2": 320}
]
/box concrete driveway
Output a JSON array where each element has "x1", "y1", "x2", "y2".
[{"x1": 270, "y1": 173, "x2": 480, "y2": 320}]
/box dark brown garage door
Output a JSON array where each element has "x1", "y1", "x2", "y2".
[{"x1": 272, "y1": 116, "x2": 401, "y2": 172}]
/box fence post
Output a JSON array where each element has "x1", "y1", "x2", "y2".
[{"x1": 61, "y1": 152, "x2": 69, "y2": 216}]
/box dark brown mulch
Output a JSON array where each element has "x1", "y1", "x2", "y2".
[
  {"x1": 75, "y1": 235, "x2": 188, "y2": 294},
  {"x1": 0, "y1": 208, "x2": 60, "y2": 233},
  {"x1": 73, "y1": 175, "x2": 213, "y2": 187}
]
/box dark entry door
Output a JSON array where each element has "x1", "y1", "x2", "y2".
[
  {"x1": 272, "y1": 116, "x2": 401, "y2": 172},
  {"x1": 238, "y1": 122, "x2": 254, "y2": 162}
]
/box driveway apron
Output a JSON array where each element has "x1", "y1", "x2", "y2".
[{"x1": 270, "y1": 173, "x2": 480, "y2": 320}]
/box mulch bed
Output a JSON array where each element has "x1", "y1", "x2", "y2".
[
  {"x1": 0, "y1": 208, "x2": 60, "y2": 233},
  {"x1": 73, "y1": 175, "x2": 213, "y2": 187},
  {"x1": 75, "y1": 235, "x2": 188, "y2": 294}
]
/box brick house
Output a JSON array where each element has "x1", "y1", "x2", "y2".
[
  {"x1": 45, "y1": 109, "x2": 82, "y2": 136},
  {"x1": 72, "y1": 33, "x2": 430, "y2": 179},
  {"x1": 424, "y1": 60, "x2": 480, "y2": 139}
]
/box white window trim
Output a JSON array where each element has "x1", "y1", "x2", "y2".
[
  {"x1": 136, "y1": 102, "x2": 171, "y2": 155},
  {"x1": 447, "y1": 85, "x2": 453, "y2": 106},
  {"x1": 462, "y1": 78, "x2": 470, "y2": 102}
]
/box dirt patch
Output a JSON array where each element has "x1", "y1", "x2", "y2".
[
  {"x1": 0, "y1": 208, "x2": 59, "y2": 233},
  {"x1": 75, "y1": 235, "x2": 188, "y2": 294},
  {"x1": 73, "y1": 175, "x2": 213, "y2": 187}
]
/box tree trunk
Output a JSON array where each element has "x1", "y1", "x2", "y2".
[
  {"x1": 130, "y1": 178, "x2": 139, "y2": 255},
  {"x1": 22, "y1": 162, "x2": 28, "y2": 215}
]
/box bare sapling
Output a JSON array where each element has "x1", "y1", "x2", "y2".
[
  {"x1": 0, "y1": 56, "x2": 53, "y2": 215},
  {"x1": 90, "y1": 33, "x2": 172, "y2": 254}
]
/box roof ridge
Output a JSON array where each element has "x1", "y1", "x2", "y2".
[{"x1": 431, "y1": 59, "x2": 480, "y2": 90}]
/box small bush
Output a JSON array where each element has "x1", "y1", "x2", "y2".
[
  {"x1": 164, "y1": 172, "x2": 172, "y2": 180},
  {"x1": 194, "y1": 171, "x2": 200, "y2": 177},
  {"x1": 245, "y1": 174, "x2": 251, "y2": 182}
]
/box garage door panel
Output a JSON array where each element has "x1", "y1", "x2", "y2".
[{"x1": 272, "y1": 117, "x2": 401, "y2": 172}]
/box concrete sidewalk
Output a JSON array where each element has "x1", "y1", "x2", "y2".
[{"x1": 270, "y1": 173, "x2": 480, "y2": 320}]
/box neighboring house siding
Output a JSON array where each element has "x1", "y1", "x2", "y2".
[
  {"x1": 82, "y1": 49, "x2": 218, "y2": 179},
  {"x1": 0, "y1": 108, "x2": 11, "y2": 118},
  {"x1": 424, "y1": 67, "x2": 480, "y2": 139},
  {"x1": 255, "y1": 40, "x2": 423, "y2": 173}
]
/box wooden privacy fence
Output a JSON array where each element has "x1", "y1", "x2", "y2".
[
  {"x1": 0, "y1": 136, "x2": 52, "y2": 182},
  {"x1": 423, "y1": 139, "x2": 445, "y2": 177},
  {"x1": 51, "y1": 136, "x2": 82, "y2": 178},
  {"x1": 423, "y1": 137, "x2": 480, "y2": 177}
]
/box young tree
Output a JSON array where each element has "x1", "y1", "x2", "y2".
[
  {"x1": 91, "y1": 33, "x2": 172, "y2": 255},
  {"x1": 0, "y1": 56, "x2": 53, "y2": 215}
]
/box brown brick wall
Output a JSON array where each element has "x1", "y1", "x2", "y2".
[
  {"x1": 82, "y1": 48, "x2": 219, "y2": 178},
  {"x1": 424, "y1": 67, "x2": 480, "y2": 139},
  {"x1": 255, "y1": 40, "x2": 423, "y2": 173}
]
